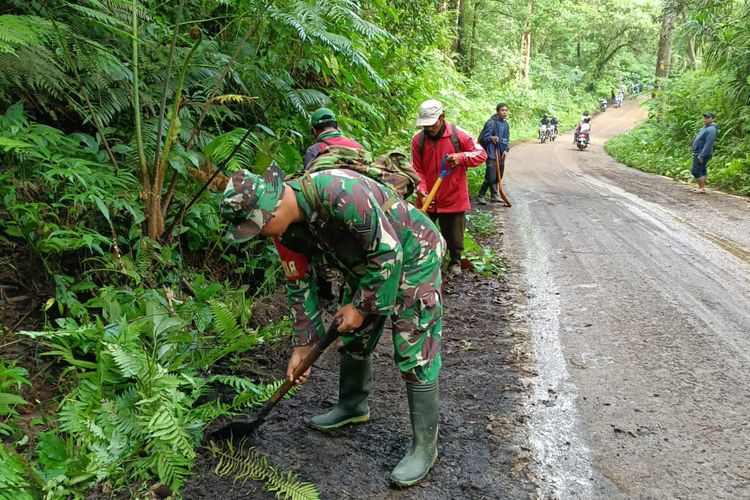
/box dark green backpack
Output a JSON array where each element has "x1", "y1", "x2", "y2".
[
  {"x1": 302, "y1": 146, "x2": 420, "y2": 198},
  {"x1": 295, "y1": 145, "x2": 420, "y2": 217}
]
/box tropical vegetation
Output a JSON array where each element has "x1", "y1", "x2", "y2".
[
  {"x1": 0, "y1": 0, "x2": 671, "y2": 496},
  {"x1": 606, "y1": 0, "x2": 750, "y2": 195}
]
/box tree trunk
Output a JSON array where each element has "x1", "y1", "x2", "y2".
[
  {"x1": 520, "y1": 1, "x2": 532, "y2": 82},
  {"x1": 576, "y1": 34, "x2": 581, "y2": 67},
  {"x1": 454, "y1": 0, "x2": 468, "y2": 69},
  {"x1": 686, "y1": 35, "x2": 697, "y2": 70},
  {"x1": 654, "y1": 1, "x2": 676, "y2": 91},
  {"x1": 467, "y1": 0, "x2": 481, "y2": 74}
]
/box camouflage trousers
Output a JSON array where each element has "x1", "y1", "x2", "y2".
[{"x1": 341, "y1": 256, "x2": 443, "y2": 384}]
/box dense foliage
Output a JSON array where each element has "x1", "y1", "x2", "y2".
[
  {"x1": 606, "y1": 0, "x2": 750, "y2": 194},
  {"x1": 0, "y1": 0, "x2": 659, "y2": 496}
]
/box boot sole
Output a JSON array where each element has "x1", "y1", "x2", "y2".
[
  {"x1": 310, "y1": 413, "x2": 370, "y2": 431},
  {"x1": 389, "y1": 454, "x2": 438, "y2": 487}
]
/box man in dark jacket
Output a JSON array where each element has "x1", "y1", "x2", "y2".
[
  {"x1": 691, "y1": 112, "x2": 717, "y2": 194},
  {"x1": 302, "y1": 107, "x2": 363, "y2": 169},
  {"x1": 477, "y1": 103, "x2": 510, "y2": 204}
]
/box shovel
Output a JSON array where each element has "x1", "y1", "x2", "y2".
[
  {"x1": 420, "y1": 156, "x2": 453, "y2": 213},
  {"x1": 210, "y1": 319, "x2": 342, "y2": 440}
]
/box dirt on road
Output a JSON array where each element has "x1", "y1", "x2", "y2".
[{"x1": 503, "y1": 99, "x2": 750, "y2": 498}]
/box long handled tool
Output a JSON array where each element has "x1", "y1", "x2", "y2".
[
  {"x1": 420, "y1": 156, "x2": 452, "y2": 214},
  {"x1": 210, "y1": 319, "x2": 342, "y2": 440},
  {"x1": 495, "y1": 148, "x2": 512, "y2": 207}
]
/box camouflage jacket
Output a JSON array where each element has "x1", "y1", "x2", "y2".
[{"x1": 279, "y1": 169, "x2": 445, "y2": 346}]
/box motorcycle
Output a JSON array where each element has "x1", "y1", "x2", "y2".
[
  {"x1": 549, "y1": 124, "x2": 558, "y2": 142},
  {"x1": 539, "y1": 124, "x2": 548, "y2": 144},
  {"x1": 599, "y1": 99, "x2": 607, "y2": 112},
  {"x1": 576, "y1": 132, "x2": 589, "y2": 150}
]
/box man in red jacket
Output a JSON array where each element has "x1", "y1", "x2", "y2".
[
  {"x1": 303, "y1": 107, "x2": 363, "y2": 169},
  {"x1": 411, "y1": 100, "x2": 487, "y2": 275}
]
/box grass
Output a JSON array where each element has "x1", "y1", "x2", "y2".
[
  {"x1": 605, "y1": 122, "x2": 750, "y2": 196},
  {"x1": 462, "y1": 231, "x2": 506, "y2": 278}
]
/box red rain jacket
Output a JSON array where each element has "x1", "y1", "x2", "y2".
[{"x1": 411, "y1": 123, "x2": 487, "y2": 213}]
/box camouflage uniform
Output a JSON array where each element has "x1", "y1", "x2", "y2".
[
  {"x1": 281, "y1": 169, "x2": 446, "y2": 384},
  {"x1": 221, "y1": 164, "x2": 445, "y2": 486},
  {"x1": 220, "y1": 165, "x2": 445, "y2": 383}
]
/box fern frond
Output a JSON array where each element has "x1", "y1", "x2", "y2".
[
  {"x1": 209, "y1": 301, "x2": 245, "y2": 339},
  {"x1": 0, "y1": 15, "x2": 57, "y2": 55},
  {"x1": 146, "y1": 404, "x2": 196, "y2": 458},
  {"x1": 210, "y1": 94, "x2": 257, "y2": 106},
  {"x1": 207, "y1": 374, "x2": 257, "y2": 393},
  {"x1": 66, "y1": 2, "x2": 130, "y2": 31},
  {"x1": 0, "y1": 446, "x2": 33, "y2": 498},
  {"x1": 0, "y1": 392, "x2": 28, "y2": 417},
  {"x1": 231, "y1": 379, "x2": 302, "y2": 410},
  {"x1": 203, "y1": 129, "x2": 257, "y2": 172},
  {"x1": 266, "y1": 468, "x2": 320, "y2": 500},
  {"x1": 108, "y1": 344, "x2": 148, "y2": 378},
  {"x1": 210, "y1": 439, "x2": 320, "y2": 499}
]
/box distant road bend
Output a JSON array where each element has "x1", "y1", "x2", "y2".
[{"x1": 504, "y1": 100, "x2": 750, "y2": 498}]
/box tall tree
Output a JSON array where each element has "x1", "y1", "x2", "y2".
[
  {"x1": 520, "y1": 1, "x2": 532, "y2": 82},
  {"x1": 467, "y1": 0, "x2": 483, "y2": 74},
  {"x1": 454, "y1": 0, "x2": 469, "y2": 68},
  {"x1": 655, "y1": 0, "x2": 678, "y2": 91}
]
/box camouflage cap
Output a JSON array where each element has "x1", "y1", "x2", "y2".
[{"x1": 219, "y1": 163, "x2": 285, "y2": 243}]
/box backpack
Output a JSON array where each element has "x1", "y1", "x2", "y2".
[
  {"x1": 316, "y1": 136, "x2": 362, "y2": 157},
  {"x1": 302, "y1": 145, "x2": 420, "y2": 197},
  {"x1": 417, "y1": 123, "x2": 461, "y2": 158},
  {"x1": 294, "y1": 146, "x2": 421, "y2": 218}
]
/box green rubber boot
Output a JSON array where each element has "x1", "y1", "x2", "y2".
[
  {"x1": 390, "y1": 381, "x2": 439, "y2": 487},
  {"x1": 310, "y1": 354, "x2": 372, "y2": 430}
]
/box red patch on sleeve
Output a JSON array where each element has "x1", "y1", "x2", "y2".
[{"x1": 273, "y1": 238, "x2": 309, "y2": 281}]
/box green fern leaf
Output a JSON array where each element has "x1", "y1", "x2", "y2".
[
  {"x1": 211, "y1": 439, "x2": 319, "y2": 499},
  {"x1": 209, "y1": 301, "x2": 245, "y2": 340},
  {"x1": 108, "y1": 344, "x2": 148, "y2": 378}
]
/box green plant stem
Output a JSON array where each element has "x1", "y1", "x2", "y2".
[
  {"x1": 161, "y1": 2, "x2": 273, "y2": 215},
  {"x1": 154, "y1": 30, "x2": 202, "y2": 219},
  {"x1": 132, "y1": 0, "x2": 149, "y2": 194},
  {"x1": 153, "y1": 0, "x2": 186, "y2": 174}
]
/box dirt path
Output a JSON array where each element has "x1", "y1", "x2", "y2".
[
  {"x1": 184, "y1": 226, "x2": 538, "y2": 498},
  {"x1": 502, "y1": 100, "x2": 750, "y2": 498}
]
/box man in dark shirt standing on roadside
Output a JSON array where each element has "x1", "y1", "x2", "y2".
[
  {"x1": 302, "y1": 107, "x2": 363, "y2": 170},
  {"x1": 691, "y1": 112, "x2": 717, "y2": 194},
  {"x1": 477, "y1": 103, "x2": 510, "y2": 204}
]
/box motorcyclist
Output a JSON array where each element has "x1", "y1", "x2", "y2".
[
  {"x1": 539, "y1": 114, "x2": 550, "y2": 139},
  {"x1": 575, "y1": 112, "x2": 589, "y2": 143},
  {"x1": 547, "y1": 116, "x2": 558, "y2": 139},
  {"x1": 615, "y1": 92, "x2": 624, "y2": 107},
  {"x1": 574, "y1": 117, "x2": 591, "y2": 146}
]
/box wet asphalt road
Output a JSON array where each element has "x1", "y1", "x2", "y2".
[{"x1": 502, "y1": 100, "x2": 750, "y2": 498}]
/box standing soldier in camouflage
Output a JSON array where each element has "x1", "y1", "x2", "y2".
[
  {"x1": 411, "y1": 100, "x2": 487, "y2": 275},
  {"x1": 220, "y1": 164, "x2": 446, "y2": 487}
]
